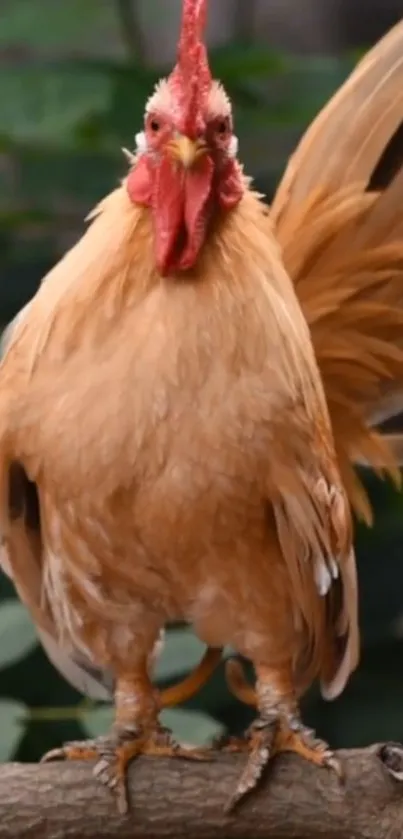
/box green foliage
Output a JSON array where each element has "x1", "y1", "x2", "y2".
[
  {"x1": 0, "y1": 64, "x2": 113, "y2": 145},
  {"x1": 0, "y1": 0, "x2": 402, "y2": 767},
  {"x1": 0, "y1": 0, "x2": 120, "y2": 52},
  {"x1": 83, "y1": 705, "x2": 113, "y2": 738},
  {"x1": 154, "y1": 626, "x2": 207, "y2": 681},
  {"x1": 0, "y1": 600, "x2": 37, "y2": 669},
  {"x1": 160, "y1": 708, "x2": 225, "y2": 746},
  {"x1": 0, "y1": 701, "x2": 26, "y2": 760}
]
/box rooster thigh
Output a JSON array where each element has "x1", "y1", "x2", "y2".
[{"x1": 40, "y1": 482, "x2": 299, "y2": 686}]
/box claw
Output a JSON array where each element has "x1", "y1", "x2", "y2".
[
  {"x1": 323, "y1": 752, "x2": 344, "y2": 780},
  {"x1": 41, "y1": 741, "x2": 101, "y2": 763},
  {"x1": 41, "y1": 747, "x2": 66, "y2": 763},
  {"x1": 40, "y1": 726, "x2": 213, "y2": 814},
  {"x1": 41, "y1": 736, "x2": 140, "y2": 814}
]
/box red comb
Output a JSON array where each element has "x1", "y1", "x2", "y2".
[{"x1": 168, "y1": 0, "x2": 211, "y2": 138}]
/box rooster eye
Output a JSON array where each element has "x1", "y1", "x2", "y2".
[
  {"x1": 217, "y1": 120, "x2": 228, "y2": 135},
  {"x1": 150, "y1": 119, "x2": 160, "y2": 133}
]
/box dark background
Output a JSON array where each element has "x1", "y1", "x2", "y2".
[{"x1": 0, "y1": 0, "x2": 403, "y2": 763}]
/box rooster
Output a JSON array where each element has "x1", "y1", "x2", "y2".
[{"x1": 0, "y1": 0, "x2": 358, "y2": 814}]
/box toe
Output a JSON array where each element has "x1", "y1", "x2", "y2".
[
  {"x1": 213, "y1": 734, "x2": 250, "y2": 753},
  {"x1": 169, "y1": 743, "x2": 213, "y2": 761},
  {"x1": 93, "y1": 753, "x2": 132, "y2": 815},
  {"x1": 41, "y1": 724, "x2": 212, "y2": 815},
  {"x1": 273, "y1": 722, "x2": 344, "y2": 780},
  {"x1": 323, "y1": 751, "x2": 344, "y2": 780},
  {"x1": 41, "y1": 742, "x2": 100, "y2": 763},
  {"x1": 224, "y1": 745, "x2": 270, "y2": 813},
  {"x1": 41, "y1": 747, "x2": 66, "y2": 763},
  {"x1": 225, "y1": 720, "x2": 277, "y2": 813}
]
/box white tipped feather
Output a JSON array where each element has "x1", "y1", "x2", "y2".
[
  {"x1": 37, "y1": 628, "x2": 114, "y2": 701},
  {"x1": 122, "y1": 147, "x2": 136, "y2": 164},
  {"x1": 321, "y1": 548, "x2": 359, "y2": 700},
  {"x1": 314, "y1": 559, "x2": 332, "y2": 596}
]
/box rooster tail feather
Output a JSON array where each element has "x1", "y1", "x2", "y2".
[
  {"x1": 272, "y1": 20, "x2": 403, "y2": 519},
  {"x1": 320, "y1": 548, "x2": 359, "y2": 700}
]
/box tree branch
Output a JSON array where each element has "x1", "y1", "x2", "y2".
[{"x1": 1, "y1": 744, "x2": 403, "y2": 838}]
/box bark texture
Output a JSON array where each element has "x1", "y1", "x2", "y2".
[{"x1": 1, "y1": 743, "x2": 403, "y2": 838}]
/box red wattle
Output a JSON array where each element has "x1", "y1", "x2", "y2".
[
  {"x1": 153, "y1": 157, "x2": 184, "y2": 275},
  {"x1": 126, "y1": 152, "x2": 236, "y2": 275},
  {"x1": 153, "y1": 154, "x2": 214, "y2": 275},
  {"x1": 181, "y1": 154, "x2": 214, "y2": 270},
  {"x1": 126, "y1": 156, "x2": 153, "y2": 206},
  {"x1": 217, "y1": 159, "x2": 244, "y2": 210}
]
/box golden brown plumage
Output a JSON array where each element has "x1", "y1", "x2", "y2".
[
  {"x1": 272, "y1": 18, "x2": 403, "y2": 525},
  {"x1": 225, "y1": 19, "x2": 403, "y2": 712},
  {"x1": 0, "y1": 0, "x2": 358, "y2": 813}
]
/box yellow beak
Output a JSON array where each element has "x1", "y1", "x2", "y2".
[{"x1": 167, "y1": 135, "x2": 207, "y2": 169}]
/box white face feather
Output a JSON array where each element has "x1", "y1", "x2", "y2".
[
  {"x1": 206, "y1": 80, "x2": 232, "y2": 121},
  {"x1": 134, "y1": 77, "x2": 238, "y2": 159},
  {"x1": 145, "y1": 79, "x2": 174, "y2": 119},
  {"x1": 145, "y1": 78, "x2": 232, "y2": 123},
  {"x1": 135, "y1": 131, "x2": 147, "y2": 154},
  {"x1": 228, "y1": 135, "x2": 238, "y2": 159}
]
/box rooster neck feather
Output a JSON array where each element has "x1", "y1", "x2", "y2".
[{"x1": 4, "y1": 181, "x2": 320, "y2": 412}]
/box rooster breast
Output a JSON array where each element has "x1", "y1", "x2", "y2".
[{"x1": 4, "y1": 252, "x2": 310, "y2": 673}]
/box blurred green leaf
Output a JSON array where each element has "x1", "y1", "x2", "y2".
[
  {"x1": 0, "y1": 700, "x2": 26, "y2": 760},
  {"x1": 0, "y1": 600, "x2": 37, "y2": 669},
  {"x1": 82, "y1": 705, "x2": 113, "y2": 739},
  {"x1": 103, "y1": 64, "x2": 159, "y2": 143},
  {"x1": 0, "y1": 0, "x2": 122, "y2": 57},
  {"x1": 283, "y1": 55, "x2": 357, "y2": 120},
  {"x1": 161, "y1": 708, "x2": 225, "y2": 746},
  {"x1": 14, "y1": 145, "x2": 121, "y2": 208},
  {"x1": 210, "y1": 43, "x2": 288, "y2": 81},
  {"x1": 154, "y1": 627, "x2": 207, "y2": 683},
  {"x1": 0, "y1": 64, "x2": 113, "y2": 145}
]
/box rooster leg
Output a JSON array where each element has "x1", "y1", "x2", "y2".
[
  {"x1": 42, "y1": 664, "x2": 210, "y2": 814},
  {"x1": 222, "y1": 664, "x2": 342, "y2": 813}
]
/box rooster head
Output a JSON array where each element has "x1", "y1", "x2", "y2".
[{"x1": 127, "y1": 0, "x2": 244, "y2": 276}]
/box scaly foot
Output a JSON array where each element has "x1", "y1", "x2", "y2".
[
  {"x1": 42, "y1": 723, "x2": 210, "y2": 814},
  {"x1": 221, "y1": 657, "x2": 343, "y2": 811},
  {"x1": 274, "y1": 717, "x2": 343, "y2": 777},
  {"x1": 217, "y1": 715, "x2": 342, "y2": 813}
]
